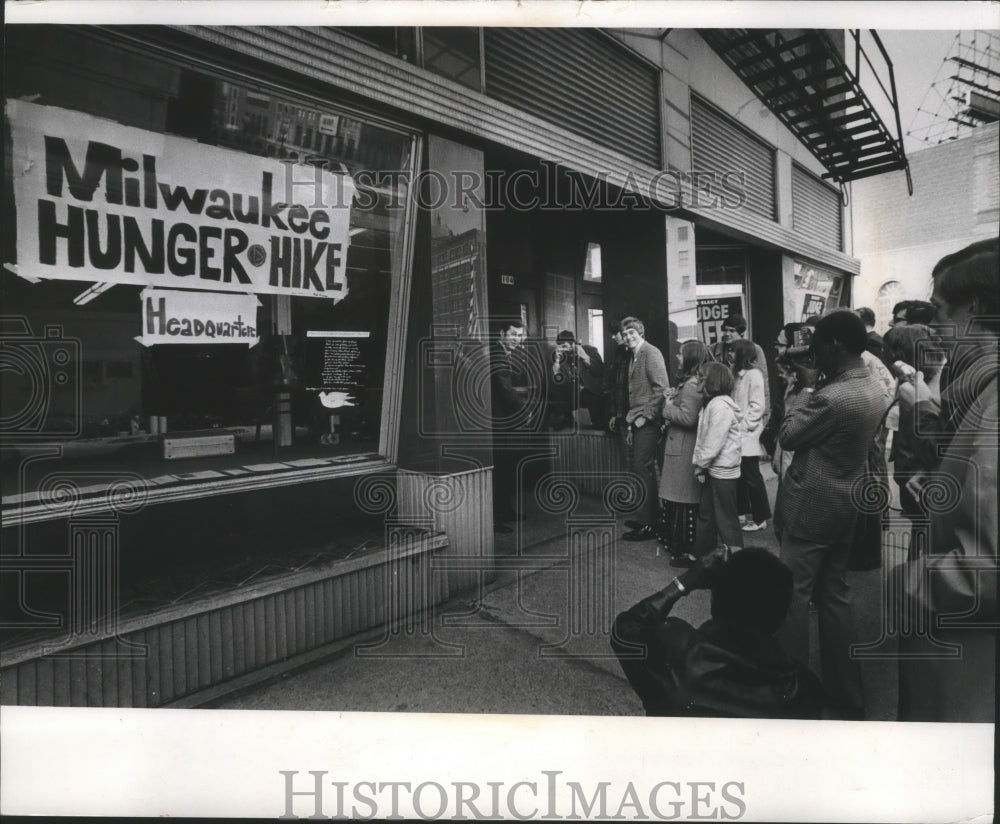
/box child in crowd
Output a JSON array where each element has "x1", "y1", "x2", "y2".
[{"x1": 683, "y1": 362, "x2": 744, "y2": 567}]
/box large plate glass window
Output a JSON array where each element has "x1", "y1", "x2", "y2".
[{"x1": 2, "y1": 27, "x2": 417, "y2": 514}]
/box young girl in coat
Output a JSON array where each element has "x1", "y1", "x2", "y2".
[
  {"x1": 683, "y1": 362, "x2": 744, "y2": 566},
  {"x1": 732, "y1": 339, "x2": 772, "y2": 532}
]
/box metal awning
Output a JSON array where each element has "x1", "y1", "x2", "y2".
[{"x1": 699, "y1": 29, "x2": 911, "y2": 190}]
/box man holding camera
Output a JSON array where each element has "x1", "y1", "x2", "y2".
[
  {"x1": 774, "y1": 310, "x2": 888, "y2": 719},
  {"x1": 548, "y1": 329, "x2": 605, "y2": 430},
  {"x1": 611, "y1": 546, "x2": 826, "y2": 718}
]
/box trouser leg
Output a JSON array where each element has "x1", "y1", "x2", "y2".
[
  {"x1": 632, "y1": 424, "x2": 660, "y2": 527},
  {"x1": 712, "y1": 477, "x2": 745, "y2": 550},
  {"x1": 741, "y1": 456, "x2": 772, "y2": 522},
  {"x1": 815, "y1": 529, "x2": 866, "y2": 715},
  {"x1": 778, "y1": 531, "x2": 824, "y2": 668},
  {"x1": 779, "y1": 530, "x2": 866, "y2": 716},
  {"x1": 694, "y1": 478, "x2": 717, "y2": 558}
]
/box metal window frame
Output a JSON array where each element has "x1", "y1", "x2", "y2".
[{"x1": 3, "y1": 26, "x2": 424, "y2": 524}]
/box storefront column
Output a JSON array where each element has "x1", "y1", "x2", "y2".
[{"x1": 776, "y1": 150, "x2": 794, "y2": 229}]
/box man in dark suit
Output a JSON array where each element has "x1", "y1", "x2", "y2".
[
  {"x1": 775, "y1": 310, "x2": 888, "y2": 719},
  {"x1": 490, "y1": 319, "x2": 532, "y2": 533},
  {"x1": 619, "y1": 316, "x2": 669, "y2": 541}
]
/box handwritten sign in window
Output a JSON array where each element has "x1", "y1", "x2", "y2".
[{"x1": 304, "y1": 331, "x2": 370, "y2": 404}]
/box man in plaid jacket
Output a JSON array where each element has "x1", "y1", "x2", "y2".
[
  {"x1": 618, "y1": 316, "x2": 669, "y2": 542},
  {"x1": 775, "y1": 310, "x2": 888, "y2": 719}
]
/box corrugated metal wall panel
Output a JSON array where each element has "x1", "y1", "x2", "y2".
[
  {"x1": 691, "y1": 96, "x2": 776, "y2": 221},
  {"x1": 397, "y1": 466, "x2": 493, "y2": 595},
  {"x1": 0, "y1": 532, "x2": 447, "y2": 707},
  {"x1": 483, "y1": 28, "x2": 661, "y2": 168},
  {"x1": 792, "y1": 163, "x2": 843, "y2": 250},
  {"x1": 552, "y1": 434, "x2": 629, "y2": 496}
]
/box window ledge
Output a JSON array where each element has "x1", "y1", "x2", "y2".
[{"x1": 2, "y1": 454, "x2": 394, "y2": 528}]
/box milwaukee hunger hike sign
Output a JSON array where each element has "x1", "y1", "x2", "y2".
[{"x1": 8, "y1": 100, "x2": 355, "y2": 299}]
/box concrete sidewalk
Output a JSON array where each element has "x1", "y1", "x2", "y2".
[{"x1": 207, "y1": 464, "x2": 900, "y2": 720}]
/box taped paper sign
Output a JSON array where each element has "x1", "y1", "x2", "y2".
[
  {"x1": 7, "y1": 100, "x2": 354, "y2": 299},
  {"x1": 304, "y1": 330, "x2": 371, "y2": 404},
  {"x1": 137, "y1": 288, "x2": 260, "y2": 346}
]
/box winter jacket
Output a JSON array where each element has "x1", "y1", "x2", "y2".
[
  {"x1": 733, "y1": 367, "x2": 766, "y2": 457},
  {"x1": 693, "y1": 395, "x2": 743, "y2": 480},
  {"x1": 659, "y1": 377, "x2": 704, "y2": 504}
]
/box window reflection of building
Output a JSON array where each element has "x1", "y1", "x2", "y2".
[
  {"x1": 431, "y1": 230, "x2": 485, "y2": 340},
  {"x1": 667, "y1": 218, "x2": 698, "y2": 342}
]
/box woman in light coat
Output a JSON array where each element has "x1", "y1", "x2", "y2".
[
  {"x1": 732, "y1": 339, "x2": 771, "y2": 532},
  {"x1": 657, "y1": 340, "x2": 711, "y2": 560}
]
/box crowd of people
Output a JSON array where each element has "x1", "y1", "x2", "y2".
[{"x1": 490, "y1": 237, "x2": 998, "y2": 722}]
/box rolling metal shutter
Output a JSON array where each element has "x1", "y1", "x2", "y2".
[
  {"x1": 483, "y1": 29, "x2": 661, "y2": 167},
  {"x1": 792, "y1": 162, "x2": 843, "y2": 250},
  {"x1": 691, "y1": 96, "x2": 776, "y2": 221}
]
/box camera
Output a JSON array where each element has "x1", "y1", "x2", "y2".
[
  {"x1": 0, "y1": 317, "x2": 82, "y2": 440},
  {"x1": 785, "y1": 327, "x2": 813, "y2": 359}
]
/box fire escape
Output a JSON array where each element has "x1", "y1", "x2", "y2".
[{"x1": 700, "y1": 29, "x2": 912, "y2": 193}]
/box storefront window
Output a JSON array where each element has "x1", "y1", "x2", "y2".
[
  {"x1": 2, "y1": 28, "x2": 417, "y2": 514},
  {"x1": 791, "y1": 259, "x2": 845, "y2": 321}
]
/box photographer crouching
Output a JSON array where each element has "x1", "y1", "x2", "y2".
[{"x1": 610, "y1": 546, "x2": 826, "y2": 719}]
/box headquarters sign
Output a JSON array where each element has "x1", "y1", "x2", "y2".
[{"x1": 8, "y1": 100, "x2": 354, "y2": 299}]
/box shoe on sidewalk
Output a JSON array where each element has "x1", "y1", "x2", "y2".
[
  {"x1": 742, "y1": 519, "x2": 768, "y2": 532},
  {"x1": 670, "y1": 553, "x2": 697, "y2": 568},
  {"x1": 622, "y1": 525, "x2": 658, "y2": 541}
]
